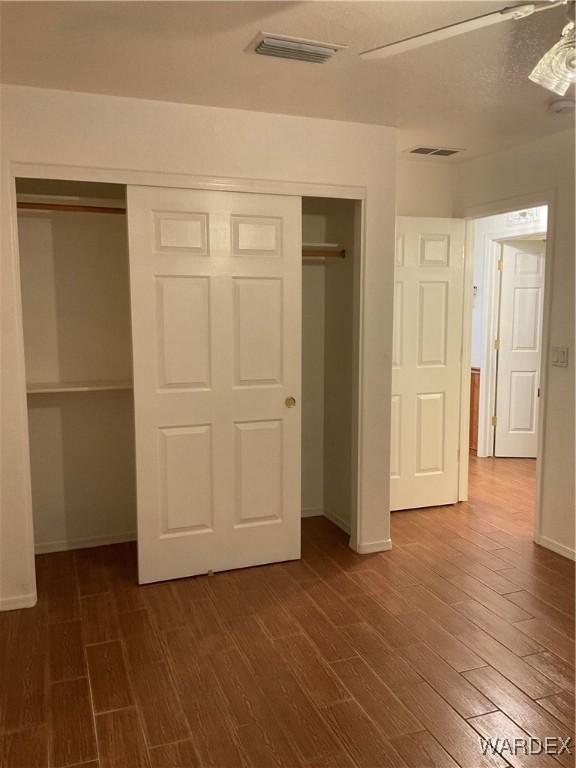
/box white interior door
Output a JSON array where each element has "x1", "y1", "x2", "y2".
[
  {"x1": 495, "y1": 240, "x2": 545, "y2": 458},
  {"x1": 127, "y1": 186, "x2": 301, "y2": 583},
  {"x1": 391, "y1": 217, "x2": 465, "y2": 510}
]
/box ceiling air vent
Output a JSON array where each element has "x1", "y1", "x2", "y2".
[
  {"x1": 407, "y1": 146, "x2": 464, "y2": 157},
  {"x1": 253, "y1": 33, "x2": 347, "y2": 63}
]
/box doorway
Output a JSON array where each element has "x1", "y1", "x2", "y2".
[
  {"x1": 466, "y1": 205, "x2": 549, "y2": 539},
  {"x1": 390, "y1": 206, "x2": 552, "y2": 547},
  {"x1": 468, "y1": 206, "x2": 548, "y2": 459}
]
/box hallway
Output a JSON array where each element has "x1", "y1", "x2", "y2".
[{"x1": 468, "y1": 455, "x2": 537, "y2": 530}]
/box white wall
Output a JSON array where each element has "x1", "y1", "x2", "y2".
[
  {"x1": 322, "y1": 199, "x2": 357, "y2": 534},
  {"x1": 0, "y1": 85, "x2": 397, "y2": 609},
  {"x1": 301, "y1": 263, "x2": 325, "y2": 517},
  {"x1": 28, "y1": 390, "x2": 136, "y2": 552},
  {"x1": 18, "y1": 210, "x2": 132, "y2": 386},
  {"x1": 301, "y1": 205, "x2": 328, "y2": 518},
  {"x1": 396, "y1": 158, "x2": 455, "y2": 217},
  {"x1": 18, "y1": 207, "x2": 136, "y2": 552},
  {"x1": 455, "y1": 129, "x2": 575, "y2": 559}
]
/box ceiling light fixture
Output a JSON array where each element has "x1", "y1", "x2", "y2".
[
  {"x1": 359, "y1": 2, "x2": 566, "y2": 61},
  {"x1": 548, "y1": 95, "x2": 576, "y2": 111},
  {"x1": 529, "y1": 5, "x2": 576, "y2": 95},
  {"x1": 360, "y1": 0, "x2": 575, "y2": 95}
]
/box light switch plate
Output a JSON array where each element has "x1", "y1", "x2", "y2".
[{"x1": 551, "y1": 346, "x2": 569, "y2": 367}]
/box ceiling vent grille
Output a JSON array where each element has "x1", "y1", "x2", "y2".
[
  {"x1": 253, "y1": 33, "x2": 347, "y2": 63},
  {"x1": 407, "y1": 146, "x2": 464, "y2": 157}
]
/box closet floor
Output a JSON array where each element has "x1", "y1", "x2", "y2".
[{"x1": 1, "y1": 457, "x2": 574, "y2": 767}]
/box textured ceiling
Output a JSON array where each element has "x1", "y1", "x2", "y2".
[{"x1": 1, "y1": 1, "x2": 574, "y2": 159}]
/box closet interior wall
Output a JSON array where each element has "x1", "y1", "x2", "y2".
[
  {"x1": 16, "y1": 179, "x2": 136, "y2": 553},
  {"x1": 302, "y1": 197, "x2": 357, "y2": 533}
]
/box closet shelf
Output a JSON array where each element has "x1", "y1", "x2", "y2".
[
  {"x1": 27, "y1": 380, "x2": 133, "y2": 394},
  {"x1": 302, "y1": 242, "x2": 346, "y2": 260}
]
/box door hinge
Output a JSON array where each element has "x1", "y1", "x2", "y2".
[
  {"x1": 537, "y1": 387, "x2": 541, "y2": 398},
  {"x1": 494, "y1": 338, "x2": 500, "y2": 351},
  {"x1": 497, "y1": 258, "x2": 503, "y2": 272},
  {"x1": 491, "y1": 415, "x2": 497, "y2": 427}
]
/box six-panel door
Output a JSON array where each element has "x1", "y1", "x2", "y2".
[
  {"x1": 127, "y1": 187, "x2": 301, "y2": 583},
  {"x1": 495, "y1": 240, "x2": 545, "y2": 458},
  {"x1": 391, "y1": 217, "x2": 465, "y2": 510}
]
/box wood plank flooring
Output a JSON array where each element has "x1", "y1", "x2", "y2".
[{"x1": 0, "y1": 456, "x2": 574, "y2": 767}]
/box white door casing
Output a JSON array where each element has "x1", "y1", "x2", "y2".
[
  {"x1": 127, "y1": 186, "x2": 301, "y2": 583},
  {"x1": 392, "y1": 217, "x2": 466, "y2": 511},
  {"x1": 495, "y1": 240, "x2": 545, "y2": 458}
]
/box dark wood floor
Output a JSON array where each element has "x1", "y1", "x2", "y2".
[{"x1": 1, "y1": 456, "x2": 574, "y2": 768}]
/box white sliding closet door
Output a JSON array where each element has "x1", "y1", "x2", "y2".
[
  {"x1": 127, "y1": 186, "x2": 301, "y2": 583},
  {"x1": 391, "y1": 217, "x2": 465, "y2": 511}
]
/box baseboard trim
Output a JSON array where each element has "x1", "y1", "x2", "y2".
[
  {"x1": 0, "y1": 592, "x2": 37, "y2": 612},
  {"x1": 324, "y1": 508, "x2": 351, "y2": 535},
  {"x1": 301, "y1": 507, "x2": 324, "y2": 519},
  {"x1": 35, "y1": 531, "x2": 136, "y2": 555},
  {"x1": 535, "y1": 535, "x2": 576, "y2": 561},
  {"x1": 354, "y1": 538, "x2": 392, "y2": 555}
]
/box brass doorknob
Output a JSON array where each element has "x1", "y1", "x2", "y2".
[{"x1": 285, "y1": 396, "x2": 296, "y2": 408}]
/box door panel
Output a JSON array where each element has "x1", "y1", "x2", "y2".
[
  {"x1": 495, "y1": 240, "x2": 545, "y2": 458},
  {"x1": 159, "y1": 425, "x2": 213, "y2": 533},
  {"x1": 391, "y1": 217, "x2": 465, "y2": 511},
  {"x1": 418, "y1": 281, "x2": 448, "y2": 366},
  {"x1": 234, "y1": 278, "x2": 283, "y2": 385},
  {"x1": 156, "y1": 276, "x2": 211, "y2": 388},
  {"x1": 416, "y1": 392, "x2": 445, "y2": 475},
  {"x1": 235, "y1": 419, "x2": 283, "y2": 524},
  {"x1": 127, "y1": 186, "x2": 301, "y2": 583}
]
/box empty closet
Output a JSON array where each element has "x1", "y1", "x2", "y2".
[
  {"x1": 17, "y1": 179, "x2": 136, "y2": 554},
  {"x1": 16, "y1": 179, "x2": 360, "y2": 580},
  {"x1": 302, "y1": 197, "x2": 358, "y2": 534}
]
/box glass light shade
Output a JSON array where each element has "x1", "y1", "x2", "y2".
[
  {"x1": 529, "y1": 21, "x2": 576, "y2": 96},
  {"x1": 529, "y1": 22, "x2": 576, "y2": 96}
]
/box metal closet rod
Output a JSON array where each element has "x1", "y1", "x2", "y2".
[
  {"x1": 17, "y1": 202, "x2": 126, "y2": 214},
  {"x1": 302, "y1": 248, "x2": 346, "y2": 259}
]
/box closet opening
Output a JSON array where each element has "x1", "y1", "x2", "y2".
[
  {"x1": 15, "y1": 180, "x2": 363, "y2": 579},
  {"x1": 15, "y1": 178, "x2": 137, "y2": 555},
  {"x1": 301, "y1": 197, "x2": 360, "y2": 541}
]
